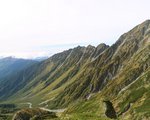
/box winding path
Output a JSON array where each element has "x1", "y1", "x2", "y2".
[
  {"x1": 40, "y1": 107, "x2": 66, "y2": 113},
  {"x1": 21, "y1": 102, "x2": 65, "y2": 113},
  {"x1": 20, "y1": 102, "x2": 32, "y2": 108}
]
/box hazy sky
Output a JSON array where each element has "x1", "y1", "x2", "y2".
[{"x1": 0, "y1": 0, "x2": 150, "y2": 58}]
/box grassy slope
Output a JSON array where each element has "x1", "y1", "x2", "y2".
[{"x1": 60, "y1": 66, "x2": 150, "y2": 120}]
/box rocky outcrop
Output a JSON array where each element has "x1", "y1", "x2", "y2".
[
  {"x1": 13, "y1": 108, "x2": 57, "y2": 120},
  {"x1": 103, "y1": 101, "x2": 117, "y2": 119}
]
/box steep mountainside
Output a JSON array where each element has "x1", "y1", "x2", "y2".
[
  {"x1": 50, "y1": 20, "x2": 150, "y2": 108},
  {"x1": 0, "y1": 20, "x2": 149, "y2": 120},
  {"x1": 59, "y1": 20, "x2": 150, "y2": 120}
]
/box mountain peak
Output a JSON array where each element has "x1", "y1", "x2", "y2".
[
  {"x1": 142, "y1": 19, "x2": 150, "y2": 25},
  {"x1": 87, "y1": 45, "x2": 95, "y2": 49},
  {"x1": 135, "y1": 19, "x2": 150, "y2": 34},
  {"x1": 96, "y1": 43, "x2": 108, "y2": 49}
]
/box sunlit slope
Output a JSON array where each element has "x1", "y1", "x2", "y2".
[
  {"x1": 64, "y1": 67, "x2": 150, "y2": 120},
  {"x1": 60, "y1": 20, "x2": 150, "y2": 119}
]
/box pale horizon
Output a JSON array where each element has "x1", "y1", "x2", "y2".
[{"x1": 0, "y1": 0, "x2": 150, "y2": 58}]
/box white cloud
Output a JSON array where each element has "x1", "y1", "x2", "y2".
[{"x1": 0, "y1": 0, "x2": 149, "y2": 58}]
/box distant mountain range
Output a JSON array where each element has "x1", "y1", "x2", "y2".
[
  {"x1": 0, "y1": 57, "x2": 38, "y2": 80},
  {"x1": 33, "y1": 56, "x2": 49, "y2": 61},
  {"x1": 0, "y1": 20, "x2": 150, "y2": 120}
]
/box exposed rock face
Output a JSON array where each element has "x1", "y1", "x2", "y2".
[
  {"x1": 103, "y1": 100, "x2": 117, "y2": 119},
  {"x1": 13, "y1": 108, "x2": 57, "y2": 120}
]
